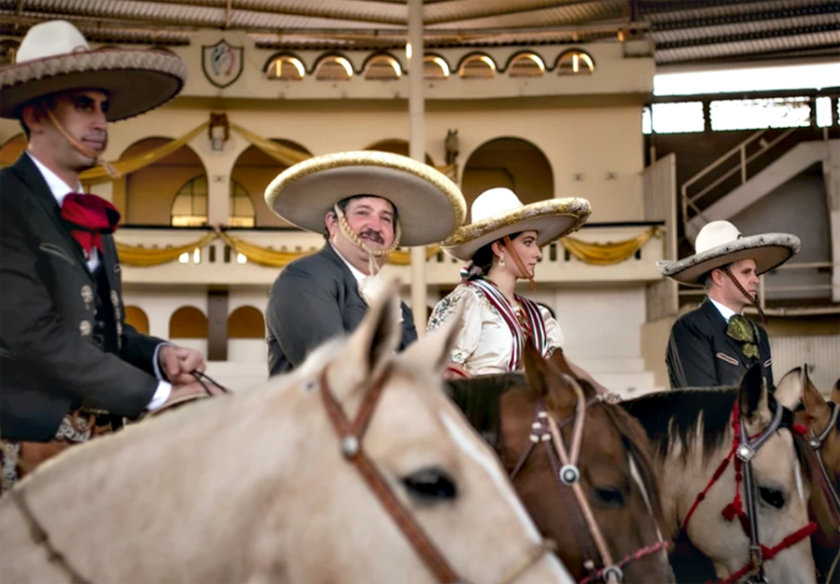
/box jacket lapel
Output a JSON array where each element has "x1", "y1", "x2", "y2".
[
  {"x1": 321, "y1": 243, "x2": 365, "y2": 304},
  {"x1": 11, "y1": 155, "x2": 92, "y2": 274},
  {"x1": 700, "y1": 299, "x2": 746, "y2": 364}
]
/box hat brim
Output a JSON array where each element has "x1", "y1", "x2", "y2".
[
  {"x1": 0, "y1": 49, "x2": 186, "y2": 121},
  {"x1": 264, "y1": 151, "x2": 466, "y2": 246},
  {"x1": 441, "y1": 198, "x2": 591, "y2": 261},
  {"x1": 657, "y1": 232, "x2": 800, "y2": 286}
]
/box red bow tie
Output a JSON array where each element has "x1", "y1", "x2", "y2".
[{"x1": 60, "y1": 193, "x2": 121, "y2": 257}]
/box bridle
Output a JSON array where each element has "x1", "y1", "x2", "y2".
[
  {"x1": 680, "y1": 399, "x2": 817, "y2": 584},
  {"x1": 806, "y1": 400, "x2": 840, "y2": 521},
  {"x1": 318, "y1": 364, "x2": 554, "y2": 584},
  {"x1": 508, "y1": 381, "x2": 668, "y2": 584}
]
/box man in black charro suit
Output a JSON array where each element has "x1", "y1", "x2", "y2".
[{"x1": 657, "y1": 220, "x2": 800, "y2": 389}]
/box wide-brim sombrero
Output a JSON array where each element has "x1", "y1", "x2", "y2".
[
  {"x1": 442, "y1": 194, "x2": 591, "y2": 261},
  {"x1": 657, "y1": 232, "x2": 800, "y2": 286},
  {"x1": 265, "y1": 150, "x2": 467, "y2": 247},
  {"x1": 0, "y1": 20, "x2": 185, "y2": 121}
]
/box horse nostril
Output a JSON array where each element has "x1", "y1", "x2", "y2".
[
  {"x1": 758, "y1": 486, "x2": 785, "y2": 509},
  {"x1": 402, "y1": 467, "x2": 458, "y2": 502}
]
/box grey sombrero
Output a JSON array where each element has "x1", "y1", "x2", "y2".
[
  {"x1": 265, "y1": 150, "x2": 467, "y2": 247},
  {"x1": 657, "y1": 220, "x2": 800, "y2": 286},
  {"x1": 0, "y1": 20, "x2": 186, "y2": 121},
  {"x1": 442, "y1": 187, "x2": 591, "y2": 261}
]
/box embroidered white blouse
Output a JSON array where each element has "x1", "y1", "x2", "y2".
[{"x1": 427, "y1": 283, "x2": 565, "y2": 375}]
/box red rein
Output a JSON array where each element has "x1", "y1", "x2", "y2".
[{"x1": 678, "y1": 402, "x2": 817, "y2": 584}]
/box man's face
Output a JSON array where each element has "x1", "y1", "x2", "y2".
[
  {"x1": 27, "y1": 89, "x2": 109, "y2": 171},
  {"x1": 715, "y1": 258, "x2": 759, "y2": 309},
  {"x1": 326, "y1": 195, "x2": 397, "y2": 274}
]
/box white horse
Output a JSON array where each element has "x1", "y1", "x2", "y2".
[
  {"x1": 0, "y1": 289, "x2": 571, "y2": 583},
  {"x1": 623, "y1": 366, "x2": 816, "y2": 583}
]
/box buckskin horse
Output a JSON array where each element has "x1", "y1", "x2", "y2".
[
  {"x1": 795, "y1": 369, "x2": 840, "y2": 583},
  {"x1": 0, "y1": 290, "x2": 572, "y2": 584},
  {"x1": 447, "y1": 345, "x2": 674, "y2": 584},
  {"x1": 621, "y1": 364, "x2": 816, "y2": 584}
]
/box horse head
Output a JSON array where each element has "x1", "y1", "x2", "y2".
[
  {"x1": 0, "y1": 288, "x2": 571, "y2": 584},
  {"x1": 494, "y1": 343, "x2": 674, "y2": 584}
]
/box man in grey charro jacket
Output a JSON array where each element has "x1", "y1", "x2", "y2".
[
  {"x1": 263, "y1": 151, "x2": 466, "y2": 375},
  {"x1": 657, "y1": 220, "x2": 800, "y2": 389}
]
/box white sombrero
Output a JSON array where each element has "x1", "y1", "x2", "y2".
[
  {"x1": 657, "y1": 220, "x2": 800, "y2": 286},
  {"x1": 442, "y1": 187, "x2": 591, "y2": 261},
  {"x1": 265, "y1": 150, "x2": 467, "y2": 247},
  {"x1": 0, "y1": 20, "x2": 186, "y2": 121}
]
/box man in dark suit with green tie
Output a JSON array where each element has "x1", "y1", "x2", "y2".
[{"x1": 657, "y1": 220, "x2": 800, "y2": 389}]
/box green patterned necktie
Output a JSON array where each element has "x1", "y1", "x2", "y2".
[{"x1": 726, "y1": 314, "x2": 760, "y2": 360}]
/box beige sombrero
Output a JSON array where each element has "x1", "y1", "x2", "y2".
[
  {"x1": 0, "y1": 20, "x2": 186, "y2": 121},
  {"x1": 657, "y1": 220, "x2": 800, "y2": 286},
  {"x1": 442, "y1": 187, "x2": 591, "y2": 261},
  {"x1": 265, "y1": 150, "x2": 467, "y2": 246}
]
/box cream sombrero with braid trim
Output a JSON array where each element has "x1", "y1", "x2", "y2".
[
  {"x1": 0, "y1": 20, "x2": 186, "y2": 121},
  {"x1": 265, "y1": 150, "x2": 467, "y2": 246},
  {"x1": 657, "y1": 220, "x2": 800, "y2": 287},
  {"x1": 442, "y1": 187, "x2": 591, "y2": 261}
]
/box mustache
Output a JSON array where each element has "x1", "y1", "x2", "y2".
[{"x1": 358, "y1": 229, "x2": 384, "y2": 244}]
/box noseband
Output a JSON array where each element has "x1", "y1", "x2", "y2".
[
  {"x1": 318, "y1": 365, "x2": 554, "y2": 584},
  {"x1": 680, "y1": 399, "x2": 817, "y2": 584},
  {"x1": 509, "y1": 381, "x2": 668, "y2": 584}
]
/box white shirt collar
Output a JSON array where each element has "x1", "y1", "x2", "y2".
[
  {"x1": 26, "y1": 152, "x2": 82, "y2": 207},
  {"x1": 709, "y1": 297, "x2": 739, "y2": 323},
  {"x1": 330, "y1": 242, "x2": 367, "y2": 283}
]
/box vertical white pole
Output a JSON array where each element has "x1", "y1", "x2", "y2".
[{"x1": 407, "y1": 0, "x2": 428, "y2": 336}]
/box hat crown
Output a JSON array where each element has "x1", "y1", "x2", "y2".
[
  {"x1": 470, "y1": 187, "x2": 524, "y2": 223},
  {"x1": 695, "y1": 220, "x2": 742, "y2": 254},
  {"x1": 16, "y1": 20, "x2": 90, "y2": 64}
]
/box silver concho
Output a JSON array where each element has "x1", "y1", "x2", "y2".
[
  {"x1": 80, "y1": 285, "x2": 94, "y2": 308},
  {"x1": 736, "y1": 444, "x2": 755, "y2": 462},
  {"x1": 79, "y1": 320, "x2": 92, "y2": 337}
]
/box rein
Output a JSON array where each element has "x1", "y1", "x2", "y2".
[
  {"x1": 318, "y1": 365, "x2": 552, "y2": 584},
  {"x1": 807, "y1": 401, "x2": 840, "y2": 524},
  {"x1": 509, "y1": 384, "x2": 668, "y2": 584},
  {"x1": 680, "y1": 400, "x2": 817, "y2": 584}
]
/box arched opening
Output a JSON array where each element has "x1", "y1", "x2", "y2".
[
  {"x1": 171, "y1": 175, "x2": 208, "y2": 226},
  {"x1": 228, "y1": 306, "x2": 265, "y2": 338},
  {"x1": 363, "y1": 53, "x2": 402, "y2": 80},
  {"x1": 507, "y1": 52, "x2": 545, "y2": 77},
  {"x1": 169, "y1": 306, "x2": 208, "y2": 338},
  {"x1": 555, "y1": 49, "x2": 595, "y2": 75},
  {"x1": 458, "y1": 53, "x2": 496, "y2": 79},
  {"x1": 124, "y1": 305, "x2": 150, "y2": 335},
  {"x1": 461, "y1": 137, "x2": 554, "y2": 211},
  {"x1": 423, "y1": 55, "x2": 450, "y2": 80},
  {"x1": 365, "y1": 139, "x2": 434, "y2": 166},
  {"x1": 230, "y1": 140, "x2": 313, "y2": 227},
  {"x1": 0, "y1": 133, "x2": 26, "y2": 167},
  {"x1": 266, "y1": 54, "x2": 306, "y2": 81},
  {"x1": 121, "y1": 137, "x2": 205, "y2": 226},
  {"x1": 314, "y1": 54, "x2": 354, "y2": 81}
]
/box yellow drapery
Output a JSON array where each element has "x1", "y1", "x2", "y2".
[
  {"x1": 228, "y1": 123, "x2": 311, "y2": 167},
  {"x1": 80, "y1": 122, "x2": 210, "y2": 185},
  {"x1": 560, "y1": 227, "x2": 660, "y2": 265},
  {"x1": 115, "y1": 231, "x2": 217, "y2": 266}
]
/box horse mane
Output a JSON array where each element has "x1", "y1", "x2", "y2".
[{"x1": 445, "y1": 373, "x2": 524, "y2": 451}]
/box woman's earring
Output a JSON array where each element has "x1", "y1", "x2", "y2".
[{"x1": 499, "y1": 255, "x2": 506, "y2": 268}]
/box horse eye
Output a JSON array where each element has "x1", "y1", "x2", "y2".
[
  {"x1": 759, "y1": 486, "x2": 785, "y2": 509},
  {"x1": 593, "y1": 486, "x2": 624, "y2": 507},
  {"x1": 402, "y1": 467, "x2": 458, "y2": 502}
]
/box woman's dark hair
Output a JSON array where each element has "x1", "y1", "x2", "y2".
[{"x1": 467, "y1": 232, "x2": 522, "y2": 280}]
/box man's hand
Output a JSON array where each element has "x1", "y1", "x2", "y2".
[{"x1": 158, "y1": 345, "x2": 206, "y2": 385}]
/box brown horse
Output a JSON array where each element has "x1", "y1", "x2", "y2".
[
  {"x1": 622, "y1": 365, "x2": 816, "y2": 584},
  {"x1": 447, "y1": 345, "x2": 674, "y2": 584},
  {"x1": 795, "y1": 369, "x2": 840, "y2": 583},
  {"x1": 0, "y1": 290, "x2": 572, "y2": 583}
]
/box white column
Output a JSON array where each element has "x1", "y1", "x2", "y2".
[
  {"x1": 408, "y1": 0, "x2": 427, "y2": 336},
  {"x1": 825, "y1": 140, "x2": 840, "y2": 302}
]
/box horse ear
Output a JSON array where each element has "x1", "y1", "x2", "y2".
[
  {"x1": 773, "y1": 366, "x2": 803, "y2": 410},
  {"x1": 402, "y1": 301, "x2": 462, "y2": 373},
  {"x1": 523, "y1": 341, "x2": 550, "y2": 399},
  {"x1": 738, "y1": 363, "x2": 771, "y2": 430},
  {"x1": 801, "y1": 368, "x2": 831, "y2": 426},
  {"x1": 547, "y1": 347, "x2": 574, "y2": 377},
  {"x1": 340, "y1": 282, "x2": 401, "y2": 390}
]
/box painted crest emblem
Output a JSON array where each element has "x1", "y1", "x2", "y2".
[{"x1": 202, "y1": 39, "x2": 243, "y2": 88}]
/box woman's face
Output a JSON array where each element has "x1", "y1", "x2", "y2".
[{"x1": 505, "y1": 230, "x2": 542, "y2": 279}]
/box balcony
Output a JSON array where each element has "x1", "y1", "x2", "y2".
[{"x1": 115, "y1": 222, "x2": 666, "y2": 287}]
